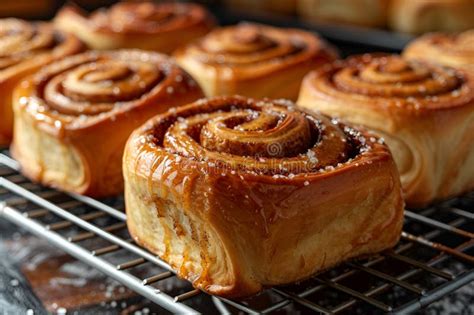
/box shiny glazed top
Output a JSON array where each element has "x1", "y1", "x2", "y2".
[
  {"x1": 131, "y1": 96, "x2": 393, "y2": 183},
  {"x1": 404, "y1": 30, "x2": 474, "y2": 68},
  {"x1": 16, "y1": 49, "x2": 201, "y2": 136},
  {"x1": 175, "y1": 22, "x2": 338, "y2": 78},
  {"x1": 124, "y1": 96, "x2": 404, "y2": 299},
  {"x1": 304, "y1": 54, "x2": 474, "y2": 112},
  {"x1": 0, "y1": 19, "x2": 81, "y2": 76},
  {"x1": 84, "y1": 2, "x2": 215, "y2": 35}
]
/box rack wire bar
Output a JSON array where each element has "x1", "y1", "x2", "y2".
[
  {"x1": 0, "y1": 204, "x2": 197, "y2": 314},
  {"x1": 346, "y1": 262, "x2": 425, "y2": 295},
  {"x1": 450, "y1": 207, "x2": 474, "y2": 220},
  {"x1": 397, "y1": 270, "x2": 474, "y2": 313},
  {"x1": 0, "y1": 154, "x2": 127, "y2": 221},
  {"x1": 405, "y1": 211, "x2": 474, "y2": 238},
  {"x1": 0, "y1": 168, "x2": 173, "y2": 272},
  {"x1": 142, "y1": 271, "x2": 174, "y2": 285},
  {"x1": 0, "y1": 149, "x2": 473, "y2": 314},
  {"x1": 272, "y1": 288, "x2": 333, "y2": 314}
]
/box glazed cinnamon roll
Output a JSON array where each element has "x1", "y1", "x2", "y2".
[
  {"x1": 298, "y1": 0, "x2": 390, "y2": 28},
  {"x1": 389, "y1": 0, "x2": 474, "y2": 34},
  {"x1": 0, "y1": 18, "x2": 83, "y2": 146},
  {"x1": 124, "y1": 96, "x2": 404, "y2": 297},
  {"x1": 298, "y1": 54, "x2": 474, "y2": 207},
  {"x1": 404, "y1": 31, "x2": 474, "y2": 72},
  {"x1": 174, "y1": 23, "x2": 338, "y2": 100},
  {"x1": 11, "y1": 50, "x2": 203, "y2": 197},
  {"x1": 54, "y1": 2, "x2": 215, "y2": 53}
]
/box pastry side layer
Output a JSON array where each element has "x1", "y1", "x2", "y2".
[
  {"x1": 124, "y1": 96, "x2": 404, "y2": 297},
  {"x1": 298, "y1": 54, "x2": 474, "y2": 207}
]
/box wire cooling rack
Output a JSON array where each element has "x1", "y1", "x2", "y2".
[{"x1": 0, "y1": 149, "x2": 473, "y2": 314}]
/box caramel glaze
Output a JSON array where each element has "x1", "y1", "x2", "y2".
[
  {"x1": 124, "y1": 95, "x2": 404, "y2": 297},
  {"x1": 11, "y1": 49, "x2": 204, "y2": 197},
  {"x1": 174, "y1": 22, "x2": 339, "y2": 100},
  {"x1": 298, "y1": 53, "x2": 474, "y2": 206},
  {"x1": 301, "y1": 54, "x2": 474, "y2": 113},
  {"x1": 404, "y1": 30, "x2": 474, "y2": 71},
  {"x1": 0, "y1": 18, "x2": 83, "y2": 145},
  {"x1": 54, "y1": 2, "x2": 216, "y2": 53}
]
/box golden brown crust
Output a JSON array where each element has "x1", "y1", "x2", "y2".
[
  {"x1": 0, "y1": 18, "x2": 83, "y2": 146},
  {"x1": 389, "y1": 0, "x2": 474, "y2": 34},
  {"x1": 54, "y1": 2, "x2": 216, "y2": 53},
  {"x1": 124, "y1": 95, "x2": 404, "y2": 297},
  {"x1": 404, "y1": 31, "x2": 474, "y2": 71},
  {"x1": 298, "y1": 54, "x2": 474, "y2": 207},
  {"x1": 174, "y1": 23, "x2": 338, "y2": 100},
  {"x1": 298, "y1": 0, "x2": 390, "y2": 28},
  {"x1": 11, "y1": 49, "x2": 204, "y2": 197}
]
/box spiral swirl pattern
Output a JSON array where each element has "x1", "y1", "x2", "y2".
[
  {"x1": 179, "y1": 23, "x2": 331, "y2": 73},
  {"x1": 12, "y1": 49, "x2": 204, "y2": 197},
  {"x1": 306, "y1": 54, "x2": 471, "y2": 110},
  {"x1": 0, "y1": 19, "x2": 55, "y2": 66},
  {"x1": 404, "y1": 31, "x2": 474, "y2": 70},
  {"x1": 138, "y1": 96, "x2": 382, "y2": 177},
  {"x1": 0, "y1": 18, "x2": 83, "y2": 145},
  {"x1": 54, "y1": 2, "x2": 215, "y2": 53},
  {"x1": 90, "y1": 2, "x2": 213, "y2": 35},
  {"x1": 22, "y1": 50, "x2": 199, "y2": 126},
  {"x1": 0, "y1": 18, "x2": 82, "y2": 72},
  {"x1": 298, "y1": 53, "x2": 474, "y2": 206},
  {"x1": 175, "y1": 23, "x2": 337, "y2": 99},
  {"x1": 124, "y1": 95, "x2": 403, "y2": 298}
]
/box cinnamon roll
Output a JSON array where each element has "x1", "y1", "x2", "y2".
[
  {"x1": 389, "y1": 0, "x2": 474, "y2": 34},
  {"x1": 11, "y1": 50, "x2": 203, "y2": 197},
  {"x1": 404, "y1": 31, "x2": 474, "y2": 72},
  {"x1": 174, "y1": 23, "x2": 338, "y2": 100},
  {"x1": 0, "y1": 18, "x2": 83, "y2": 146},
  {"x1": 298, "y1": 0, "x2": 390, "y2": 28},
  {"x1": 124, "y1": 96, "x2": 404, "y2": 297},
  {"x1": 298, "y1": 54, "x2": 474, "y2": 207},
  {"x1": 54, "y1": 2, "x2": 216, "y2": 53}
]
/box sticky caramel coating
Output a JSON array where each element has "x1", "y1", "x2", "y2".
[
  {"x1": 389, "y1": 0, "x2": 474, "y2": 34},
  {"x1": 298, "y1": 54, "x2": 474, "y2": 206},
  {"x1": 54, "y1": 2, "x2": 215, "y2": 53},
  {"x1": 174, "y1": 22, "x2": 338, "y2": 100},
  {"x1": 0, "y1": 18, "x2": 83, "y2": 145},
  {"x1": 124, "y1": 95, "x2": 404, "y2": 297},
  {"x1": 404, "y1": 31, "x2": 474, "y2": 72},
  {"x1": 11, "y1": 50, "x2": 204, "y2": 197}
]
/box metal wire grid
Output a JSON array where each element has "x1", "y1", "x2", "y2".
[{"x1": 0, "y1": 150, "x2": 473, "y2": 314}]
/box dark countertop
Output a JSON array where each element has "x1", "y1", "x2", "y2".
[{"x1": 0, "y1": 218, "x2": 220, "y2": 315}]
